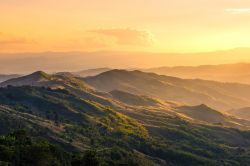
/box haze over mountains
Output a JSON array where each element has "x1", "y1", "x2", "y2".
[
  {"x1": 3, "y1": 69, "x2": 250, "y2": 112},
  {"x1": 1, "y1": 47, "x2": 250, "y2": 74},
  {"x1": 146, "y1": 62, "x2": 250, "y2": 85},
  {"x1": 74, "y1": 68, "x2": 112, "y2": 77},
  {"x1": 0, "y1": 74, "x2": 20, "y2": 83},
  {"x1": 1, "y1": 70, "x2": 250, "y2": 123},
  {"x1": 84, "y1": 69, "x2": 250, "y2": 111},
  {"x1": 2, "y1": 69, "x2": 250, "y2": 126}
]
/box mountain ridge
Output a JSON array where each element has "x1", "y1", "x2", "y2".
[
  {"x1": 83, "y1": 69, "x2": 250, "y2": 110},
  {"x1": 145, "y1": 62, "x2": 250, "y2": 85},
  {"x1": 0, "y1": 74, "x2": 21, "y2": 83},
  {"x1": 2, "y1": 70, "x2": 250, "y2": 129}
]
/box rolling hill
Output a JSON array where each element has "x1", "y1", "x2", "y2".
[
  {"x1": 175, "y1": 104, "x2": 250, "y2": 129},
  {"x1": 83, "y1": 69, "x2": 250, "y2": 111},
  {"x1": 3, "y1": 70, "x2": 250, "y2": 129}
]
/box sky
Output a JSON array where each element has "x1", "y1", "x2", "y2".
[{"x1": 1, "y1": 0, "x2": 250, "y2": 72}]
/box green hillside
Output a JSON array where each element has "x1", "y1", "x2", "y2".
[
  {"x1": 1, "y1": 86, "x2": 250, "y2": 165},
  {"x1": 0, "y1": 86, "x2": 154, "y2": 165},
  {"x1": 2, "y1": 72, "x2": 250, "y2": 165}
]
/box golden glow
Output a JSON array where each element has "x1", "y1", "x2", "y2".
[{"x1": 1, "y1": 0, "x2": 250, "y2": 55}]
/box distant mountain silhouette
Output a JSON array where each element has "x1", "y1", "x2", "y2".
[
  {"x1": 228, "y1": 107, "x2": 250, "y2": 120},
  {"x1": 0, "y1": 74, "x2": 20, "y2": 83},
  {"x1": 2, "y1": 48, "x2": 250, "y2": 73},
  {"x1": 145, "y1": 62, "x2": 250, "y2": 85},
  {"x1": 74, "y1": 68, "x2": 112, "y2": 77}
]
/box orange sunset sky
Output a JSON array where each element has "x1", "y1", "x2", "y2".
[
  {"x1": 1, "y1": 0, "x2": 250, "y2": 73},
  {"x1": 1, "y1": 0, "x2": 250, "y2": 53}
]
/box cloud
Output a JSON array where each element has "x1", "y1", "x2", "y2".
[
  {"x1": 88, "y1": 28, "x2": 154, "y2": 46},
  {"x1": 224, "y1": 8, "x2": 250, "y2": 14}
]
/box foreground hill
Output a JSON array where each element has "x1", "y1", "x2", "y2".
[
  {"x1": 2, "y1": 86, "x2": 250, "y2": 165},
  {"x1": 0, "y1": 86, "x2": 153, "y2": 165},
  {"x1": 145, "y1": 63, "x2": 250, "y2": 85},
  {"x1": 84, "y1": 69, "x2": 250, "y2": 110}
]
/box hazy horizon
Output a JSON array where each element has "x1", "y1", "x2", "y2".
[{"x1": 0, "y1": 47, "x2": 250, "y2": 74}]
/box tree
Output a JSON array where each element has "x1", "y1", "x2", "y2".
[{"x1": 72, "y1": 150, "x2": 101, "y2": 166}]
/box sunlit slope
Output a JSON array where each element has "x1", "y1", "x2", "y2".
[
  {"x1": 109, "y1": 90, "x2": 250, "y2": 130},
  {"x1": 0, "y1": 71, "x2": 114, "y2": 106},
  {"x1": 110, "y1": 90, "x2": 163, "y2": 107},
  {"x1": 0, "y1": 71, "x2": 91, "y2": 90}
]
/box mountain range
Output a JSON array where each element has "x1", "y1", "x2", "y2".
[
  {"x1": 2, "y1": 70, "x2": 250, "y2": 165},
  {"x1": 145, "y1": 63, "x2": 250, "y2": 85},
  {"x1": 83, "y1": 69, "x2": 250, "y2": 111}
]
